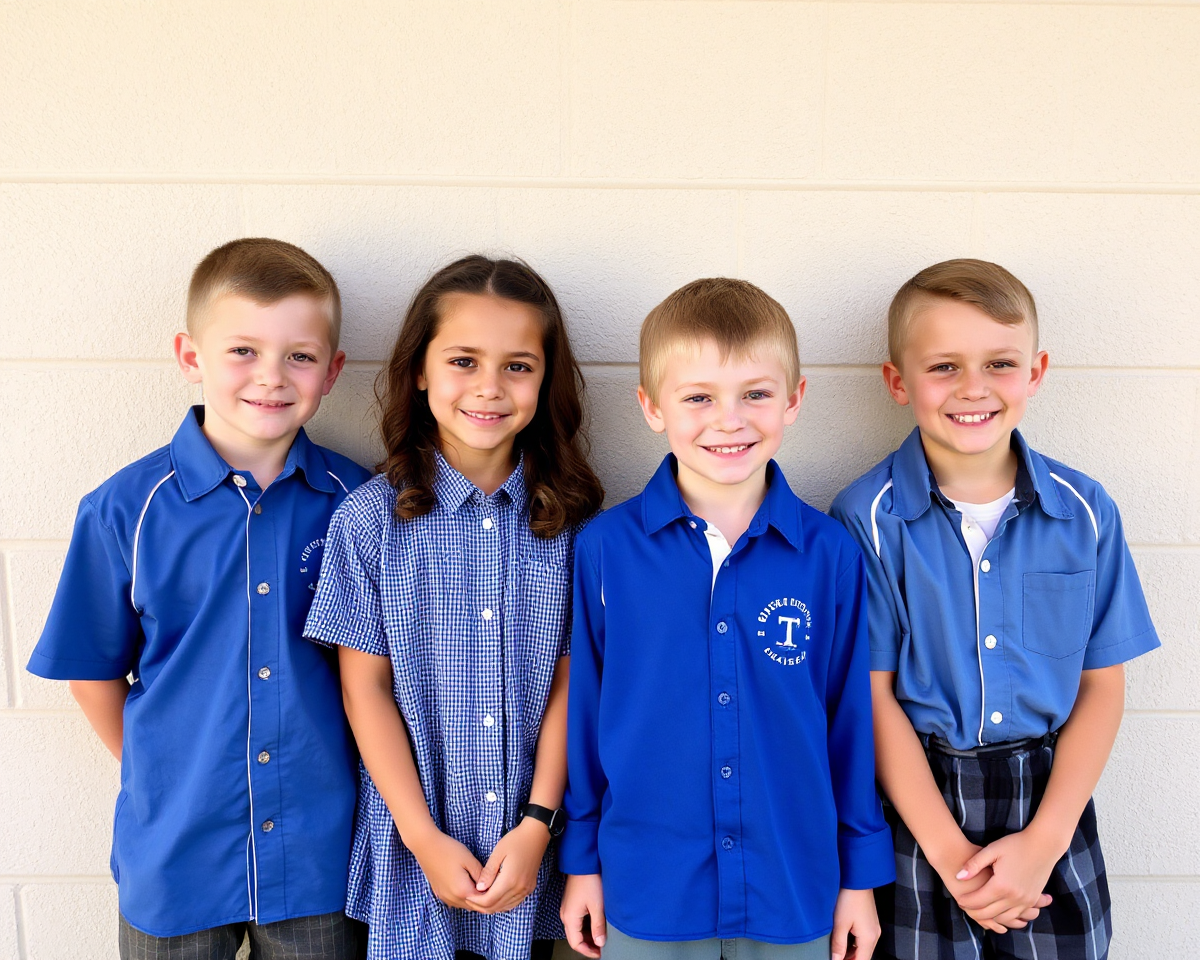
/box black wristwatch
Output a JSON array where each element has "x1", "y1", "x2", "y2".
[{"x1": 519, "y1": 802, "x2": 566, "y2": 838}]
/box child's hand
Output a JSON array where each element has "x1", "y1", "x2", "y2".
[
  {"x1": 931, "y1": 842, "x2": 1008, "y2": 934},
  {"x1": 954, "y1": 830, "x2": 1056, "y2": 929},
  {"x1": 560, "y1": 873, "x2": 606, "y2": 959},
  {"x1": 465, "y1": 817, "x2": 551, "y2": 914},
  {"x1": 831, "y1": 888, "x2": 880, "y2": 960},
  {"x1": 407, "y1": 826, "x2": 486, "y2": 911}
]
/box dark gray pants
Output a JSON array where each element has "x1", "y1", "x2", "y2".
[{"x1": 118, "y1": 912, "x2": 362, "y2": 960}]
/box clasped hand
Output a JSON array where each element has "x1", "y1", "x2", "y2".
[
  {"x1": 408, "y1": 818, "x2": 549, "y2": 914},
  {"x1": 946, "y1": 831, "x2": 1056, "y2": 934}
]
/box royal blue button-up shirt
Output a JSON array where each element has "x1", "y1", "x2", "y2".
[
  {"x1": 28, "y1": 407, "x2": 370, "y2": 937},
  {"x1": 562, "y1": 456, "x2": 894, "y2": 945},
  {"x1": 830, "y1": 428, "x2": 1160, "y2": 751}
]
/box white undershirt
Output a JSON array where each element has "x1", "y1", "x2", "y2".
[
  {"x1": 949, "y1": 489, "x2": 1015, "y2": 570},
  {"x1": 703, "y1": 521, "x2": 733, "y2": 590}
]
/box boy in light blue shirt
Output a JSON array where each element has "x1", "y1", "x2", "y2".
[{"x1": 832, "y1": 259, "x2": 1159, "y2": 960}]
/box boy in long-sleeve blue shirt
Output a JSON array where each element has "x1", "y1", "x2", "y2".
[{"x1": 559, "y1": 279, "x2": 895, "y2": 960}]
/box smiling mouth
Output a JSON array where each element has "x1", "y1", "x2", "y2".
[
  {"x1": 948, "y1": 412, "x2": 998, "y2": 424},
  {"x1": 702, "y1": 442, "x2": 755, "y2": 455},
  {"x1": 461, "y1": 410, "x2": 508, "y2": 422},
  {"x1": 243, "y1": 399, "x2": 292, "y2": 409}
]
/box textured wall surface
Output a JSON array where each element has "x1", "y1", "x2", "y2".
[{"x1": 2, "y1": 1, "x2": 1198, "y2": 956}]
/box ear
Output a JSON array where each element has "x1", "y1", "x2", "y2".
[
  {"x1": 636, "y1": 385, "x2": 666, "y2": 434},
  {"x1": 322, "y1": 350, "x2": 347, "y2": 396},
  {"x1": 881, "y1": 361, "x2": 911, "y2": 406},
  {"x1": 175, "y1": 332, "x2": 204, "y2": 385},
  {"x1": 782, "y1": 375, "x2": 807, "y2": 426},
  {"x1": 1027, "y1": 350, "x2": 1049, "y2": 398}
]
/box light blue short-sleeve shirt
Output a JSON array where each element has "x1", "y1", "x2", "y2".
[{"x1": 831, "y1": 428, "x2": 1159, "y2": 750}]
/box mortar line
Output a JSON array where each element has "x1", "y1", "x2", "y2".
[
  {"x1": 3, "y1": 553, "x2": 19, "y2": 711},
  {"x1": 13, "y1": 884, "x2": 28, "y2": 960},
  {"x1": 4, "y1": 172, "x2": 1200, "y2": 195},
  {"x1": 0, "y1": 875, "x2": 113, "y2": 885},
  {"x1": 816, "y1": 0, "x2": 831, "y2": 179},
  {"x1": 559, "y1": 0, "x2": 573, "y2": 177},
  {"x1": 735, "y1": 191, "x2": 746, "y2": 278}
]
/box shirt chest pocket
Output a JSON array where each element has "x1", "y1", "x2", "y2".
[{"x1": 1021, "y1": 571, "x2": 1095, "y2": 659}]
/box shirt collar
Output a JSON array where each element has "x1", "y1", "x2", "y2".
[
  {"x1": 433, "y1": 449, "x2": 527, "y2": 512},
  {"x1": 640, "y1": 454, "x2": 804, "y2": 551},
  {"x1": 170, "y1": 406, "x2": 339, "y2": 502},
  {"x1": 889, "y1": 427, "x2": 1071, "y2": 522}
]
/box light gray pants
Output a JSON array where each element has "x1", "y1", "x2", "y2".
[{"x1": 601, "y1": 925, "x2": 831, "y2": 960}]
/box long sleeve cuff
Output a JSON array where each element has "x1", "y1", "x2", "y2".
[
  {"x1": 558, "y1": 817, "x2": 601, "y2": 875},
  {"x1": 839, "y1": 826, "x2": 897, "y2": 889}
]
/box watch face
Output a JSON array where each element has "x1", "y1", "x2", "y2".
[{"x1": 548, "y1": 808, "x2": 566, "y2": 837}]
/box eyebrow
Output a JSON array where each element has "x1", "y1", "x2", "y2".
[
  {"x1": 674, "y1": 376, "x2": 777, "y2": 391},
  {"x1": 440, "y1": 346, "x2": 542, "y2": 361}
]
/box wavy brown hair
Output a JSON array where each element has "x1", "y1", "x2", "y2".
[{"x1": 376, "y1": 255, "x2": 604, "y2": 538}]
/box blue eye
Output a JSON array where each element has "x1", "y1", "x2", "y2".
[
  {"x1": 292, "y1": 353, "x2": 316, "y2": 363},
  {"x1": 682, "y1": 395, "x2": 710, "y2": 404},
  {"x1": 746, "y1": 390, "x2": 769, "y2": 400}
]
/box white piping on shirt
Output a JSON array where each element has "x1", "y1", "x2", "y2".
[
  {"x1": 1050, "y1": 473, "x2": 1099, "y2": 539},
  {"x1": 326, "y1": 469, "x2": 349, "y2": 493},
  {"x1": 233, "y1": 482, "x2": 260, "y2": 922},
  {"x1": 972, "y1": 548, "x2": 986, "y2": 747},
  {"x1": 869, "y1": 480, "x2": 893, "y2": 558},
  {"x1": 130, "y1": 470, "x2": 176, "y2": 612}
]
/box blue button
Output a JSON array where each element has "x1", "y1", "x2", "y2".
[
  {"x1": 720, "y1": 766, "x2": 732, "y2": 779},
  {"x1": 721, "y1": 836, "x2": 734, "y2": 850},
  {"x1": 717, "y1": 692, "x2": 730, "y2": 706},
  {"x1": 716, "y1": 621, "x2": 728, "y2": 634}
]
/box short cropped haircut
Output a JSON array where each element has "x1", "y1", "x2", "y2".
[
  {"x1": 888, "y1": 259, "x2": 1038, "y2": 364},
  {"x1": 639, "y1": 278, "x2": 801, "y2": 402},
  {"x1": 187, "y1": 238, "x2": 342, "y2": 350}
]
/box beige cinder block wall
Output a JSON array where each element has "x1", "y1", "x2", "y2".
[{"x1": 2, "y1": 2, "x2": 1198, "y2": 956}]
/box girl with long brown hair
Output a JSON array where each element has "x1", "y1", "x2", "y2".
[{"x1": 305, "y1": 256, "x2": 603, "y2": 960}]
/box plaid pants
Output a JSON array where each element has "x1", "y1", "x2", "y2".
[
  {"x1": 118, "y1": 911, "x2": 363, "y2": 960},
  {"x1": 876, "y1": 737, "x2": 1111, "y2": 960}
]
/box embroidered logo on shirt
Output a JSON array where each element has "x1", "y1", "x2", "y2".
[
  {"x1": 757, "y1": 597, "x2": 811, "y2": 665},
  {"x1": 300, "y1": 537, "x2": 325, "y2": 591}
]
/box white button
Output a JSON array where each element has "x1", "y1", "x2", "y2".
[
  {"x1": 257, "y1": 582, "x2": 270, "y2": 595},
  {"x1": 254, "y1": 503, "x2": 262, "y2": 515},
  {"x1": 991, "y1": 711, "x2": 1003, "y2": 724},
  {"x1": 483, "y1": 714, "x2": 495, "y2": 727},
  {"x1": 985, "y1": 635, "x2": 997, "y2": 649},
  {"x1": 262, "y1": 819, "x2": 274, "y2": 832},
  {"x1": 980, "y1": 559, "x2": 991, "y2": 573},
  {"x1": 485, "y1": 791, "x2": 497, "y2": 803},
  {"x1": 232, "y1": 474, "x2": 247, "y2": 487},
  {"x1": 689, "y1": 521, "x2": 697, "y2": 529},
  {"x1": 257, "y1": 750, "x2": 270, "y2": 764},
  {"x1": 482, "y1": 517, "x2": 494, "y2": 530},
  {"x1": 258, "y1": 666, "x2": 271, "y2": 680},
  {"x1": 481, "y1": 608, "x2": 493, "y2": 620}
]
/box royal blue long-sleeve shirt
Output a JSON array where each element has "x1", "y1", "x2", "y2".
[{"x1": 562, "y1": 457, "x2": 894, "y2": 944}]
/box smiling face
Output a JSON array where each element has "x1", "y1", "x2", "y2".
[
  {"x1": 885, "y1": 297, "x2": 1048, "y2": 485},
  {"x1": 417, "y1": 293, "x2": 545, "y2": 482},
  {"x1": 639, "y1": 338, "x2": 804, "y2": 501},
  {"x1": 175, "y1": 292, "x2": 344, "y2": 464}
]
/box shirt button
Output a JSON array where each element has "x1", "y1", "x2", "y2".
[
  {"x1": 256, "y1": 582, "x2": 270, "y2": 595},
  {"x1": 720, "y1": 766, "x2": 732, "y2": 779},
  {"x1": 482, "y1": 517, "x2": 494, "y2": 530},
  {"x1": 717, "y1": 692, "x2": 730, "y2": 706},
  {"x1": 257, "y1": 751, "x2": 270, "y2": 764},
  {"x1": 689, "y1": 521, "x2": 698, "y2": 529},
  {"x1": 481, "y1": 608, "x2": 493, "y2": 621},
  {"x1": 980, "y1": 559, "x2": 991, "y2": 573},
  {"x1": 991, "y1": 711, "x2": 1003, "y2": 724},
  {"x1": 254, "y1": 503, "x2": 262, "y2": 515},
  {"x1": 262, "y1": 820, "x2": 274, "y2": 832},
  {"x1": 985, "y1": 635, "x2": 998, "y2": 649},
  {"x1": 258, "y1": 666, "x2": 271, "y2": 680},
  {"x1": 716, "y1": 621, "x2": 728, "y2": 634},
  {"x1": 232, "y1": 475, "x2": 247, "y2": 487},
  {"x1": 721, "y1": 836, "x2": 734, "y2": 850},
  {"x1": 485, "y1": 791, "x2": 497, "y2": 803},
  {"x1": 483, "y1": 715, "x2": 495, "y2": 727}
]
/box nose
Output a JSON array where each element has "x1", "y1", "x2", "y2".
[
  {"x1": 473, "y1": 365, "x2": 504, "y2": 399},
  {"x1": 255, "y1": 355, "x2": 287, "y2": 388},
  {"x1": 714, "y1": 397, "x2": 746, "y2": 431},
  {"x1": 957, "y1": 367, "x2": 988, "y2": 400}
]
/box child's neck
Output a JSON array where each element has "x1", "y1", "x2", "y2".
[
  {"x1": 921, "y1": 432, "x2": 1019, "y2": 504},
  {"x1": 439, "y1": 438, "x2": 518, "y2": 496},
  {"x1": 202, "y1": 422, "x2": 294, "y2": 491},
  {"x1": 675, "y1": 462, "x2": 768, "y2": 546}
]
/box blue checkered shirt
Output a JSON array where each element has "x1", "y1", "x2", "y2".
[{"x1": 305, "y1": 453, "x2": 572, "y2": 960}]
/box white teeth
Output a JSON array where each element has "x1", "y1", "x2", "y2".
[
  {"x1": 464, "y1": 411, "x2": 502, "y2": 420},
  {"x1": 952, "y1": 413, "x2": 994, "y2": 424},
  {"x1": 709, "y1": 445, "x2": 749, "y2": 454}
]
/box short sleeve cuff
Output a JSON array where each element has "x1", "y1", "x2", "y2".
[
  {"x1": 838, "y1": 827, "x2": 897, "y2": 889},
  {"x1": 558, "y1": 818, "x2": 601, "y2": 875},
  {"x1": 26, "y1": 650, "x2": 131, "y2": 681},
  {"x1": 1082, "y1": 626, "x2": 1161, "y2": 670},
  {"x1": 869, "y1": 648, "x2": 900, "y2": 672},
  {"x1": 303, "y1": 611, "x2": 387, "y2": 657}
]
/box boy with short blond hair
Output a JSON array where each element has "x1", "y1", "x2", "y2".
[
  {"x1": 28, "y1": 238, "x2": 371, "y2": 958},
  {"x1": 560, "y1": 278, "x2": 895, "y2": 960},
  {"x1": 832, "y1": 259, "x2": 1159, "y2": 960}
]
